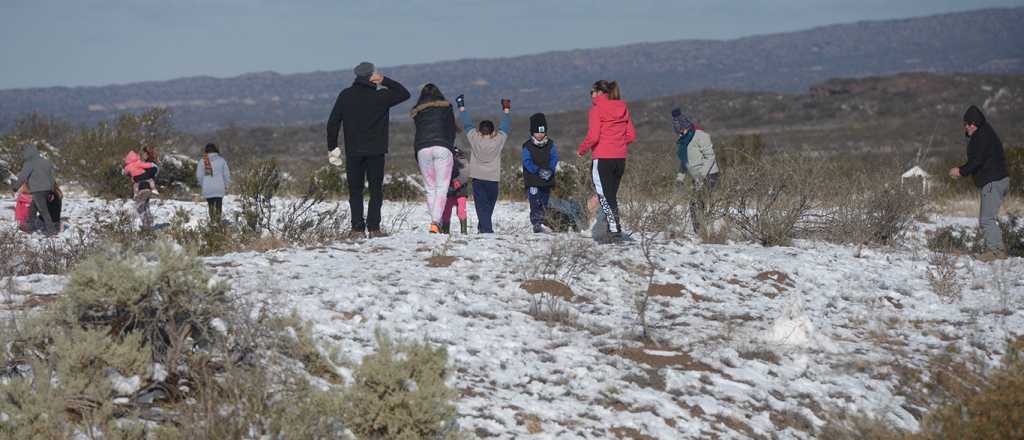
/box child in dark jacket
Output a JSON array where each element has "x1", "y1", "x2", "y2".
[
  {"x1": 442, "y1": 147, "x2": 470, "y2": 234},
  {"x1": 522, "y1": 113, "x2": 559, "y2": 233}
]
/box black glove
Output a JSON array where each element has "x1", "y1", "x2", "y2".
[{"x1": 456, "y1": 94, "x2": 465, "y2": 109}]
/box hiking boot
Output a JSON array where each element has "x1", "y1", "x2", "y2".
[
  {"x1": 460, "y1": 219, "x2": 468, "y2": 235},
  {"x1": 440, "y1": 223, "x2": 450, "y2": 234},
  {"x1": 368, "y1": 229, "x2": 388, "y2": 238},
  {"x1": 532, "y1": 224, "x2": 544, "y2": 233},
  {"x1": 977, "y1": 250, "x2": 1009, "y2": 262},
  {"x1": 347, "y1": 229, "x2": 366, "y2": 240},
  {"x1": 429, "y1": 223, "x2": 441, "y2": 234}
]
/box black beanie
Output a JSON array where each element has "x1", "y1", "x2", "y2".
[
  {"x1": 963, "y1": 105, "x2": 986, "y2": 126},
  {"x1": 530, "y1": 113, "x2": 548, "y2": 134}
]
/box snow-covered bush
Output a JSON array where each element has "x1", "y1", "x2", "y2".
[
  {"x1": 0, "y1": 241, "x2": 352, "y2": 437},
  {"x1": 344, "y1": 330, "x2": 460, "y2": 440}
]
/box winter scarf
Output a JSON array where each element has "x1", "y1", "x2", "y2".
[
  {"x1": 675, "y1": 129, "x2": 696, "y2": 171},
  {"x1": 203, "y1": 154, "x2": 213, "y2": 176}
]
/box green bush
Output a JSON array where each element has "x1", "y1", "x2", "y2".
[
  {"x1": 344, "y1": 330, "x2": 460, "y2": 440},
  {"x1": 237, "y1": 159, "x2": 283, "y2": 232}
]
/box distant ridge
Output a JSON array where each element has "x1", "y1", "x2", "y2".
[{"x1": 1, "y1": 7, "x2": 1021, "y2": 132}]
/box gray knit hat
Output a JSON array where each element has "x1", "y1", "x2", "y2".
[{"x1": 353, "y1": 62, "x2": 375, "y2": 78}]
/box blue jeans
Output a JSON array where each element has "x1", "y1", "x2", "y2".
[
  {"x1": 527, "y1": 186, "x2": 551, "y2": 227},
  {"x1": 472, "y1": 179, "x2": 499, "y2": 233}
]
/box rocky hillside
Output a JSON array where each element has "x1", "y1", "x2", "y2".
[{"x1": 1, "y1": 7, "x2": 1022, "y2": 132}]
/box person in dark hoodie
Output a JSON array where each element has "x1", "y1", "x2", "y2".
[
  {"x1": 441, "y1": 146, "x2": 470, "y2": 234},
  {"x1": 11, "y1": 144, "x2": 58, "y2": 236},
  {"x1": 523, "y1": 113, "x2": 560, "y2": 233},
  {"x1": 949, "y1": 105, "x2": 1010, "y2": 261},
  {"x1": 410, "y1": 83, "x2": 458, "y2": 233},
  {"x1": 326, "y1": 61, "x2": 411, "y2": 239}
]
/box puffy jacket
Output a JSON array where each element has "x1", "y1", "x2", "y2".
[
  {"x1": 449, "y1": 152, "x2": 470, "y2": 198},
  {"x1": 196, "y1": 153, "x2": 231, "y2": 198},
  {"x1": 123, "y1": 151, "x2": 156, "y2": 177},
  {"x1": 13, "y1": 144, "x2": 55, "y2": 193},
  {"x1": 682, "y1": 130, "x2": 719, "y2": 179},
  {"x1": 326, "y1": 77, "x2": 411, "y2": 156},
  {"x1": 577, "y1": 94, "x2": 637, "y2": 159},
  {"x1": 958, "y1": 106, "x2": 1009, "y2": 188},
  {"x1": 411, "y1": 99, "x2": 457, "y2": 156}
]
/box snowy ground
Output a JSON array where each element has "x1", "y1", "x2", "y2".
[{"x1": 3, "y1": 195, "x2": 1023, "y2": 439}]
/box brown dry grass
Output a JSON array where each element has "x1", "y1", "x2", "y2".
[{"x1": 933, "y1": 194, "x2": 1024, "y2": 218}]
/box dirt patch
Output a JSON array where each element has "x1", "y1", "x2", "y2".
[
  {"x1": 770, "y1": 410, "x2": 814, "y2": 433},
  {"x1": 713, "y1": 415, "x2": 764, "y2": 439},
  {"x1": 738, "y1": 349, "x2": 782, "y2": 364},
  {"x1": 755, "y1": 270, "x2": 795, "y2": 296},
  {"x1": 623, "y1": 368, "x2": 667, "y2": 392},
  {"x1": 609, "y1": 427, "x2": 657, "y2": 440},
  {"x1": 1, "y1": 294, "x2": 58, "y2": 311},
  {"x1": 515, "y1": 412, "x2": 544, "y2": 434},
  {"x1": 647, "y1": 283, "x2": 686, "y2": 298},
  {"x1": 601, "y1": 345, "x2": 716, "y2": 371},
  {"x1": 367, "y1": 246, "x2": 394, "y2": 253},
  {"x1": 520, "y1": 279, "x2": 590, "y2": 304},
  {"x1": 425, "y1": 255, "x2": 457, "y2": 267}
]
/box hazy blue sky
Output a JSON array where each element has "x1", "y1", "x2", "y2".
[{"x1": 1, "y1": 0, "x2": 1021, "y2": 89}]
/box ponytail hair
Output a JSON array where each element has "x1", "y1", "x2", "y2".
[{"x1": 592, "y1": 80, "x2": 622, "y2": 100}]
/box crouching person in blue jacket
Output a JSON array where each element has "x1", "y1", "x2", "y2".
[{"x1": 522, "y1": 113, "x2": 559, "y2": 233}]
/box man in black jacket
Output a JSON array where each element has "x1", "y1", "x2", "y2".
[
  {"x1": 949, "y1": 105, "x2": 1010, "y2": 261},
  {"x1": 327, "y1": 61, "x2": 410, "y2": 238}
]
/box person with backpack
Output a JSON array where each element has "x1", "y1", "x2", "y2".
[
  {"x1": 195, "y1": 143, "x2": 231, "y2": 225},
  {"x1": 458, "y1": 96, "x2": 511, "y2": 233},
  {"x1": 673, "y1": 108, "x2": 720, "y2": 235},
  {"x1": 11, "y1": 143, "x2": 58, "y2": 236},
  {"x1": 410, "y1": 84, "x2": 458, "y2": 233},
  {"x1": 577, "y1": 80, "x2": 636, "y2": 243},
  {"x1": 326, "y1": 62, "x2": 411, "y2": 239},
  {"x1": 522, "y1": 113, "x2": 559, "y2": 233},
  {"x1": 949, "y1": 105, "x2": 1010, "y2": 261}
]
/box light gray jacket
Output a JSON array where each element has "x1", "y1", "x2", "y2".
[
  {"x1": 13, "y1": 144, "x2": 55, "y2": 193},
  {"x1": 196, "y1": 153, "x2": 230, "y2": 198},
  {"x1": 466, "y1": 129, "x2": 508, "y2": 182},
  {"x1": 685, "y1": 130, "x2": 719, "y2": 179}
]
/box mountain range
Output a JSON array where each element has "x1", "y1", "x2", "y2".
[{"x1": 1, "y1": 7, "x2": 1022, "y2": 133}]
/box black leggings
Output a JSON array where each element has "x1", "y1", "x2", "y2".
[
  {"x1": 592, "y1": 159, "x2": 626, "y2": 233},
  {"x1": 207, "y1": 197, "x2": 223, "y2": 224}
]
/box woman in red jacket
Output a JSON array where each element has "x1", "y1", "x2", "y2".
[{"x1": 577, "y1": 80, "x2": 636, "y2": 242}]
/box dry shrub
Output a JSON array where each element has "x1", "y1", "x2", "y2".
[
  {"x1": 0, "y1": 228, "x2": 96, "y2": 277},
  {"x1": 816, "y1": 169, "x2": 925, "y2": 246},
  {"x1": 721, "y1": 153, "x2": 823, "y2": 246},
  {"x1": 927, "y1": 215, "x2": 1024, "y2": 257},
  {"x1": 238, "y1": 159, "x2": 283, "y2": 233},
  {"x1": 528, "y1": 293, "x2": 578, "y2": 328},
  {"x1": 520, "y1": 236, "x2": 599, "y2": 285},
  {"x1": 275, "y1": 183, "x2": 350, "y2": 245},
  {"x1": 343, "y1": 329, "x2": 461, "y2": 440},
  {"x1": 927, "y1": 252, "x2": 962, "y2": 303}
]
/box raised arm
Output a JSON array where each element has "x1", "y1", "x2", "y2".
[
  {"x1": 379, "y1": 77, "x2": 411, "y2": 107},
  {"x1": 499, "y1": 111, "x2": 511, "y2": 135}
]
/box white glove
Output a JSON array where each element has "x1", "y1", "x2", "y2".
[
  {"x1": 328, "y1": 148, "x2": 344, "y2": 167},
  {"x1": 675, "y1": 172, "x2": 687, "y2": 183}
]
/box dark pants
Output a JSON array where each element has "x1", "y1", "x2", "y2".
[
  {"x1": 29, "y1": 191, "x2": 59, "y2": 235},
  {"x1": 133, "y1": 166, "x2": 158, "y2": 183},
  {"x1": 472, "y1": 179, "x2": 499, "y2": 233},
  {"x1": 527, "y1": 186, "x2": 552, "y2": 227},
  {"x1": 593, "y1": 159, "x2": 626, "y2": 234},
  {"x1": 689, "y1": 172, "x2": 720, "y2": 234},
  {"x1": 207, "y1": 197, "x2": 223, "y2": 225},
  {"x1": 346, "y1": 154, "x2": 386, "y2": 232}
]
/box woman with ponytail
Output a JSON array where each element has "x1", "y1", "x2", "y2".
[
  {"x1": 195, "y1": 143, "x2": 231, "y2": 224},
  {"x1": 577, "y1": 80, "x2": 636, "y2": 242}
]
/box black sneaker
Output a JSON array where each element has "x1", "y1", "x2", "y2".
[{"x1": 533, "y1": 224, "x2": 544, "y2": 233}]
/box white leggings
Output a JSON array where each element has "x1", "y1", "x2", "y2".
[{"x1": 417, "y1": 146, "x2": 454, "y2": 224}]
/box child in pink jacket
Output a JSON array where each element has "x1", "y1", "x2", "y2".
[{"x1": 123, "y1": 150, "x2": 159, "y2": 195}]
